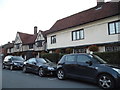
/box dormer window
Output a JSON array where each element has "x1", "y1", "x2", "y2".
[
  {"x1": 16, "y1": 44, "x2": 19, "y2": 49},
  {"x1": 36, "y1": 41, "x2": 43, "y2": 47},
  {"x1": 29, "y1": 44, "x2": 33, "y2": 49}
]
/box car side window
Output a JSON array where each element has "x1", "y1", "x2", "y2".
[
  {"x1": 65, "y1": 55, "x2": 75, "y2": 62},
  {"x1": 29, "y1": 58, "x2": 36, "y2": 63},
  {"x1": 77, "y1": 55, "x2": 91, "y2": 63}
]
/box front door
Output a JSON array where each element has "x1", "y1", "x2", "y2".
[{"x1": 75, "y1": 55, "x2": 97, "y2": 79}]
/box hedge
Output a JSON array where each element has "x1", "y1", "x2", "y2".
[
  {"x1": 40, "y1": 51, "x2": 120, "y2": 64},
  {"x1": 94, "y1": 51, "x2": 120, "y2": 64},
  {"x1": 41, "y1": 53, "x2": 64, "y2": 63}
]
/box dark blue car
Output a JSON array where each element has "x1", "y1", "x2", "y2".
[{"x1": 57, "y1": 53, "x2": 120, "y2": 89}]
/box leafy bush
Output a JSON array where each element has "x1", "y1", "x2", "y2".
[
  {"x1": 88, "y1": 45, "x2": 99, "y2": 52},
  {"x1": 55, "y1": 49, "x2": 61, "y2": 54},
  {"x1": 40, "y1": 51, "x2": 120, "y2": 65},
  {"x1": 65, "y1": 48, "x2": 73, "y2": 54},
  {"x1": 41, "y1": 53, "x2": 60, "y2": 63}
]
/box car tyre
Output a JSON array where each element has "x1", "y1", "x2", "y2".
[
  {"x1": 38, "y1": 68, "x2": 45, "y2": 77},
  {"x1": 98, "y1": 74, "x2": 115, "y2": 89},
  {"x1": 10, "y1": 65, "x2": 14, "y2": 70},
  {"x1": 23, "y1": 66, "x2": 27, "y2": 73},
  {"x1": 57, "y1": 69, "x2": 66, "y2": 80}
]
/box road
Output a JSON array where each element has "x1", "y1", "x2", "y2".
[{"x1": 2, "y1": 69, "x2": 101, "y2": 89}]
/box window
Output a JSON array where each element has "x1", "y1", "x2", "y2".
[
  {"x1": 108, "y1": 20, "x2": 120, "y2": 35},
  {"x1": 29, "y1": 58, "x2": 36, "y2": 63},
  {"x1": 72, "y1": 29, "x2": 84, "y2": 41},
  {"x1": 29, "y1": 44, "x2": 33, "y2": 49},
  {"x1": 74, "y1": 48, "x2": 86, "y2": 53},
  {"x1": 66, "y1": 55, "x2": 75, "y2": 62},
  {"x1": 16, "y1": 44, "x2": 19, "y2": 49},
  {"x1": 36, "y1": 41, "x2": 43, "y2": 47},
  {"x1": 77, "y1": 55, "x2": 90, "y2": 63},
  {"x1": 105, "y1": 45, "x2": 120, "y2": 52},
  {"x1": 51, "y1": 35, "x2": 56, "y2": 44}
]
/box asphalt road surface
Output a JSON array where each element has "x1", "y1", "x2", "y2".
[{"x1": 2, "y1": 69, "x2": 101, "y2": 89}]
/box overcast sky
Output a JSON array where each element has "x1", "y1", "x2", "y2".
[{"x1": 0, "y1": 0, "x2": 112, "y2": 45}]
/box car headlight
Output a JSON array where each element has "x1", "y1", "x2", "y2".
[
  {"x1": 13, "y1": 62, "x2": 18, "y2": 65},
  {"x1": 24, "y1": 62, "x2": 26, "y2": 64},
  {"x1": 113, "y1": 68, "x2": 120, "y2": 74},
  {"x1": 47, "y1": 67, "x2": 54, "y2": 71}
]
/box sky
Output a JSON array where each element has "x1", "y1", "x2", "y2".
[{"x1": 0, "y1": 0, "x2": 112, "y2": 45}]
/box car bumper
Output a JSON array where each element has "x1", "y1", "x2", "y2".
[
  {"x1": 44, "y1": 69, "x2": 56, "y2": 75},
  {"x1": 13, "y1": 65, "x2": 23, "y2": 69}
]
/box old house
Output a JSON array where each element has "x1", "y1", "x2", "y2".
[{"x1": 46, "y1": 1, "x2": 120, "y2": 53}]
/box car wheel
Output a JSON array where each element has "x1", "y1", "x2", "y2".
[
  {"x1": 57, "y1": 69, "x2": 66, "y2": 80},
  {"x1": 98, "y1": 74, "x2": 115, "y2": 89},
  {"x1": 23, "y1": 66, "x2": 27, "y2": 73},
  {"x1": 38, "y1": 68, "x2": 45, "y2": 77},
  {"x1": 10, "y1": 65, "x2": 14, "y2": 70}
]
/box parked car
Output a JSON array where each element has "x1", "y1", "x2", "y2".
[
  {"x1": 57, "y1": 53, "x2": 120, "y2": 89},
  {"x1": 3, "y1": 55, "x2": 24, "y2": 70},
  {"x1": 23, "y1": 58, "x2": 57, "y2": 77}
]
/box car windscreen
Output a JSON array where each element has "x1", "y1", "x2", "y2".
[
  {"x1": 36, "y1": 58, "x2": 52, "y2": 64},
  {"x1": 12, "y1": 57, "x2": 24, "y2": 61},
  {"x1": 91, "y1": 55, "x2": 107, "y2": 64}
]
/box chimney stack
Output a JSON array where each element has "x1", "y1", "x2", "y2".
[
  {"x1": 34, "y1": 26, "x2": 37, "y2": 34},
  {"x1": 12, "y1": 41, "x2": 15, "y2": 43},
  {"x1": 97, "y1": 0, "x2": 104, "y2": 6}
]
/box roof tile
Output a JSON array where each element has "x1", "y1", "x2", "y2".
[{"x1": 47, "y1": 2, "x2": 120, "y2": 34}]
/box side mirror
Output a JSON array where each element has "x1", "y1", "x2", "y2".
[{"x1": 86, "y1": 61, "x2": 92, "y2": 66}]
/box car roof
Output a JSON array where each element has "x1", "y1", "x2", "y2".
[{"x1": 65, "y1": 53, "x2": 91, "y2": 56}]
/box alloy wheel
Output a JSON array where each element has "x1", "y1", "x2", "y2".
[
  {"x1": 98, "y1": 74, "x2": 114, "y2": 89},
  {"x1": 38, "y1": 68, "x2": 45, "y2": 77},
  {"x1": 57, "y1": 69, "x2": 65, "y2": 80}
]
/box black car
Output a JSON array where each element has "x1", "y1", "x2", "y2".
[
  {"x1": 23, "y1": 58, "x2": 57, "y2": 77},
  {"x1": 3, "y1": 56, "x2": 24, "y2": 70},
  {"x1": 57, "y1": 53, "x2": 120, "y2": 89}
]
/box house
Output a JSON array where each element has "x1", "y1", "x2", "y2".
[
  {"x1": 7, "y1": 41, "x2": 14, "y2": 54},
  {"x1": 34, "y1": 30, "x2": 46, "y2": 57},
  {"x1": 6, "y1": 26, "x2": 46, "y2": 59},
  {"x1": 0, "y1": 42, "x2": 14, "y2": 60},
  {"x1": 46, "y1": 0, "x2": 120, "y2": 53},
  {"x1": 13, "y1": 26, "x2": 46, "y2": 59}
]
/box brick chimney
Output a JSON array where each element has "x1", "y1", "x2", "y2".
[
  {"x1": 97, "y1": 0, "x2": 104, "y2": 6},
  {"x1": 34, "y1": 26, "x2": 37, "y2": 34}
]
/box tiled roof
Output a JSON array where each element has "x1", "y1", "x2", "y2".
[
  {"x1": 18, "y1": 32, "x2": 37, "y2": 45},
  {"x1": 46, "y1": 2, "x2": 120, "y2": 34},
  {"x1": 2, "y1": 43, "x2": 14, "y2": 49}
]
